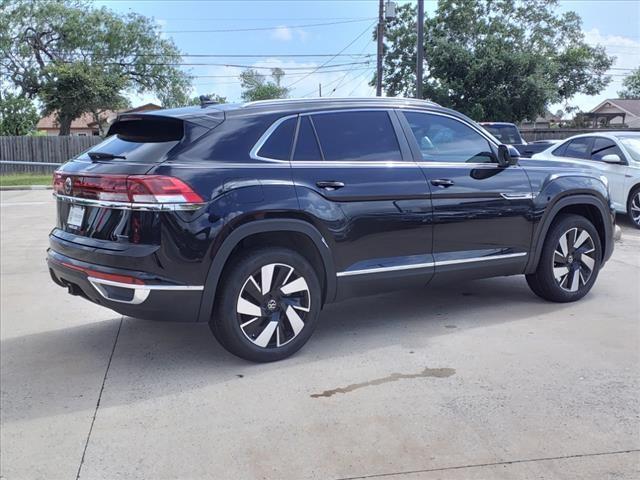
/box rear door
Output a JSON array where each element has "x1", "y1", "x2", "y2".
[
  {"x1": 398, "y1": 110, "x2": 533, "y2": 279},
  {"x1": 289, "y1": 109, "x2": 434, "y2": 296}
]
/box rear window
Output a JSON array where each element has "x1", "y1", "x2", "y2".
[
  {"x1": 482, "y1": 124, "x2": 521, "y2": 144},
  {"x1": 564, "y1": 137, "x2": 593, "y2": 159},
  {"x1": 310, "y1": 111, "x2": 402, "y2": 161},
  {"x1": 75, "y1": 135, "x2": 179, "y2": 164},
  {"x1": 257, "y1": 117, "x2": 296, "y2": 160},
  {"x1": 76, "y1": 116, "x2": 183, "y2": 163}
]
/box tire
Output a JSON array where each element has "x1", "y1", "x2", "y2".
[
  {"x1": 627, "y1": 186, "x2": 640, "y2": 229},
  {"x1": 210, "y1": 247, "x2": 322, "y2": 362},
  {"x1": 526, "y1": 214, "x2": 602, "y2": 303}
]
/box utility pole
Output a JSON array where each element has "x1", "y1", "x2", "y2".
[
  {"x1": 376, "y1": 0, "x2": 384, "y2": 96},
  {"x1": 416, "y1": 0, "x2": 424, "y2": 99},
  {"x1": 319, "y1": 83, "x2": 322, "y2": 97}
]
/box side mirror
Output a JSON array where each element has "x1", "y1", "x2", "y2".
[
  {"x1": 497, "y1": 144, "x2": 518, "y2": 167},
  {"x1": 601, "y1": 154, "x2": 622, "y2": 164}
]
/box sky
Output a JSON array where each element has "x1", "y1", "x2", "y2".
[{"x1": 94, "y1": 0, "x2": 640, "y2": 115}]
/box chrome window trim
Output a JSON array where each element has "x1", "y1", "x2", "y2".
[
  {"x1": 249, "y1": 114, "x2": 298, "y2": 163},
  {"x1": 53, "y1": 193, "x2": 205, "y2": 211},
  {"x1": 250, "y1": 109, "x2": 405, "y2": 163},
  {"x1": 249, "y1": 108, "x2": 512, "y2": 167},
  {"x1": 336, "y1": 252, "x2": 527, "y2": 277}
]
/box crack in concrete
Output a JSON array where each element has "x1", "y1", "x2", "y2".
[
  {"x1": 75, "y1": 317, "x2": 123, "y2": 480},
  {"x1": 334, "y1": 449, "x2": 640, "y2": 480},
  {"x1": 310, "y1": 367, "x2": 456, "y2": 398}
]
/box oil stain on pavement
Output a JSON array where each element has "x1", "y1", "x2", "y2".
[{"x1": 311, "y1": 367, "x2": 456, "y2": 398}]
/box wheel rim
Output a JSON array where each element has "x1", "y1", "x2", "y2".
[
  {"x1": 236, "y1": 263, "x2": 311, "y2": 348},
  {"x1": 631, "y1": 192, "x2": 640, "y2": 225},
  {"x1": 552, "y1": 227, "x2": 596, "y2": 293}
]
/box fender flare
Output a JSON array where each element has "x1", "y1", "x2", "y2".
[
  {"x1": 197, "y1": 219, "x2": 336, "y2": 322},
  {"x1": 525, "y1": 193, "x2": 613, "y2": 274}
]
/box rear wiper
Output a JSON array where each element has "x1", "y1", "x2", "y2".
[{"x1": 87, "y1": 151, "x2": 126, "y2": 161}]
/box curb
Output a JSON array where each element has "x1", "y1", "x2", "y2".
[{"x1": 0, "y1": 185, "x2": 52, "y2": 191}]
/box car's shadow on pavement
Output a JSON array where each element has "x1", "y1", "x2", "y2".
[{"x1": 1, "y1": 275, "x2": 575, "y2": 423}]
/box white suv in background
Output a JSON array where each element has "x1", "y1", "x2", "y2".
[{"x1": 532, "y1": 132, "x2": 640, "y2": 228}]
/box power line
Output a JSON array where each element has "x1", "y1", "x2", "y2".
[
  {"x1": 52, "y1": 52, "x2": 375, "y2": 58},
  {"x1": 285, "y1": 20, "x2": 377, "y2": 89},
  {"x1": 74, "y1": 60, "x2": 372, "y2": 69},
  {"x1": 348, "y1": 69, "x2": 375, "y2": 96},
  {"x1": 326, "y1": 32, "x2": 375, "y2": 96},
  {"x1": 164, "y1": 18, "x2": 376, "y2": 34},
  {"x1": 191, "y1": 66, "x2": 374, "y2": 82},
  {"x1": 158, "y1": 16, "x2": 375, "y2": 22}
]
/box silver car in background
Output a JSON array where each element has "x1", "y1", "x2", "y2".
[{"x1": 532, "y1": 132, "x2": 640, "y2": 228}]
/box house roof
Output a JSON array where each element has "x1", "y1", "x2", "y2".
[
  {"x1": 36, "y1": 112, "x2": 107, "y2": 130},
  {"x1": 590, "y1": 98, "x2": 640, "y2": 117},
  {"x1": 38, "y1": 104, "x2": 162, "y2": 130}
]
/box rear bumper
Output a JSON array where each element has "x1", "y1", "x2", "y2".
[{"x1": 47, "y1": 249, "x2": 204, "y2": 322}]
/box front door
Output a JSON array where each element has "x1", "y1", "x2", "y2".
[
  {"x1": 398, "y1": 110, "x2": 534, "y2": 280},
  {"x1": 289, "y1": 109, "x2": 434, "y2": 298}
]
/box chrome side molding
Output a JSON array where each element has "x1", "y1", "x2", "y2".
[{"x1": 337, "y1": 252, "x2": 527, "y2": 277}]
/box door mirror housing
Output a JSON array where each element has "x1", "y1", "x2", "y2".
[
  {"x1": 601, "y1": 153, "x2": 623, "y2": 164},
  {"x1": 497, "y1": 144, "x2": 519, "y2": 167}
]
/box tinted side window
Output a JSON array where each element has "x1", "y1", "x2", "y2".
[
  {"x1": 591, "y1": 138, "x2": 624, "y2": 162},
  {"x1": 257, "y1": 117, "x2": 296, "y2": 160},
  {"x1": 404, "y1": 112, "x2": 495, "y2": 163},
  {"x1": 293, "y1": 116, "x2": 322, "y2": 161},
  {"x1": 311, "y1": 111, "x2": 402, "y2": 161},
  {"x1": 552, "y1": 142, "x2": 568, "y2": 156},
  {"x1": 564, "y1": 138, "x2": 593, "y2": 159}
]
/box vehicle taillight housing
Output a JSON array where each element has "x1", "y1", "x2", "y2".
[{"x1": 53, "y1": 173, "x2": 203, "y2": 204}]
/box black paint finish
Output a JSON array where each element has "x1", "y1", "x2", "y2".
[{"x1": 48, "y1": 98, "x2": 615, "y2": 323}]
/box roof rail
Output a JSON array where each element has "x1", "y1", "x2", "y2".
[{"x1": 242, "y1": 97, "x2": 440, "y2": 108}]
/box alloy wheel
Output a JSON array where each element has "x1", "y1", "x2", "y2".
[
  {"x1": 236, "y1": 263, "x2": 311, "y2": 348},
  {"x1": 631, "y1": 191, "x2": 640, "y2": 226},
  {"x1": 552, "y1": 227, "x2": 596, "y2": 292}
]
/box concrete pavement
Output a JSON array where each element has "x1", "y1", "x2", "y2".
[{"x1": 1, "y1": 190, "x2": 639, "y2": 479}]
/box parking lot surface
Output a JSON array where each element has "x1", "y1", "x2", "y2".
[{"x1": 1, "y1": 189, "x2": 639, "y2": 479}]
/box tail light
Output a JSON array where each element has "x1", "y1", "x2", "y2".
[{"x1": 53, "y1": 173, "x2": 203, "y2": 205}]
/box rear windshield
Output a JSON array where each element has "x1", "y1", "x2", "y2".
[
  {"x1": 75, "y1": 135, "x2": 179, "y2": 163},
  {"x1": 482, "y1": 125, "x2": 522, "y2": 144},
  {"x1": 75, "y1": 116, "x2": 183, "y2": 163}
]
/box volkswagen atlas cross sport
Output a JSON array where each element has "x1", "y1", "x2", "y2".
[{"x1": 48, "y1": 98, "x2": 615, "y2": 362}]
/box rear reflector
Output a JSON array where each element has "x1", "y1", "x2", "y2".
[
  {"x1": 53, "y1": 173, "x2": 203, "y2": 204},
  {"x1": 59, "y1": 260, "x2": 145, "y2": 285}
]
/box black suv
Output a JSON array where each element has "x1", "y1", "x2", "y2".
[{"x1": 48, "y1": 98, "x2": 615, "y2": 362}]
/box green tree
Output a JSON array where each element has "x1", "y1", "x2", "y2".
[
  {"x1": 618, "y1": 68, "x2": 640, "y2": 99},
  {"x1": 0, "y1": 0, "x2": 191, "y2": 135},
  {"x1": 0, "y1": 91, "x2": 39, "y2": 135},
  {"x1": 379, "y1": 0, "x2": 613, "y2": 122},
  {"x1": 240, "y1": 68, "x2": 289, "y2": 102}
]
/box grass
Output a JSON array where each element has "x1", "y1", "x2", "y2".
[{"x1": 0, "y1": 173, "x2": 53, "y2": 187}]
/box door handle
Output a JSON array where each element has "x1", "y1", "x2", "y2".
[
  {"x1": 430, "y1": 179, "x2": 455, "y2": 188},
  {"x1": 316, "y1": 181, "x2": 345, "y2": 191}
]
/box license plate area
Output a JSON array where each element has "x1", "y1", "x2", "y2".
[{"x1": 67, "y1": 205, "x2": 85, "y2": 229}]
